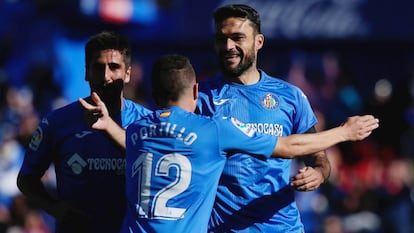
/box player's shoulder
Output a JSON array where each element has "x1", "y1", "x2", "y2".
[
  {"x1": 198, "y1": 74, "x2": 225, "y2": 91},
  {"x1": 187, "y1": 113, "x2": 221, "y2": 137},
  {"x1": 260, "y1": 70, "x2": 305, "y2": 94},
  {"x1": 123, "y1": 98, "x2": 151, "y2": 113},
  {"x1": 261, "y1": 70, "x2": 291, "y2": 86},
  {"x1": 170, "y1": 107, "x2": 218, "y2": 129},
  {"x1": 129, "y1": 107, "x2": 217, "y2": 133},
  {"x1": 173, "y1": 107, "x2": 213, "y2": 124},
  {"x1": 45, "y1": 101, "x2": 81, "y2": 121},
  {"x1": 122, "y1": 98, "x2": 152, "y2": 124},
  {"x1": 35, "y1": 101, "x2": 82, "y2": 132}
]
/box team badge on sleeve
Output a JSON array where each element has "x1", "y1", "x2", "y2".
[
  {"x1": 261, "y1": 93, "x2": 279, "y2": 110},
  {"x1": 230, "y1": 118, "x2": 255, "y2": 137},
  {"x1": 29, "y1": 126, "x2": 43, "y2": 151}
]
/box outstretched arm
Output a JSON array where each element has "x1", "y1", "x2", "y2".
[
  {"x1": 79, "y1": 92, "x2": 126, "y2": 149},
  {"x1": 79, "y1": 93, "x2": 379, "y2": 161},
  {"x1": 272, "y1": 115, "x2": 379, "y2": 158}
]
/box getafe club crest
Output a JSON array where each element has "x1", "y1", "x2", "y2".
[{"x1": 261, "y1": 93, "x2": 279, "y2": 110}]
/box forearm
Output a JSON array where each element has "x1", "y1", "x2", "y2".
[
  {"x1": 273, "y1": 126, "x2": 346, "y2": 158},
  {"x1": 290, "y1": 151, "x2": 331, "y2": 190},
  {"x1": 17, "y1": 173, "x2": 57, "y2": 213},
  {"x1": 105, "y1": 119, "x2": 126, "y2": 149},
  {"x1": 272, "y1": 115, "x2": 379, "y2": 158},
  {"x1": 305, "y1": 150, "x2": 331, "y2": 182},
  {"x1": 18, "y1": 173, "x2": 91, "y2": 227}
]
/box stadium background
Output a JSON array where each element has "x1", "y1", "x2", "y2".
[{"x1": 0, "y1": 0, "x2": 413, "y2": 232}]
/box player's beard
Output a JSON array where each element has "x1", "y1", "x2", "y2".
[
  {"x1": 94, "y1": 79, "x2": 124, "y2": 117},
  {"x1": 218, "y1": 48, "x2": 255, "y2": 79}
]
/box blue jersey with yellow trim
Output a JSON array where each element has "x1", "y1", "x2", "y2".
[
  {"x1": 120, "y1": 106, "x2": 277, "y2": 233},
  {"x1": 197, "y1": 70, "x2": 317, "y2": 233},
  {"x1": 19, "y1": 98, "x2": 151, "y2": 233}
]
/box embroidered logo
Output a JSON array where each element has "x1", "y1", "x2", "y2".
[
  {"x1": 213, "y1": 99, "x2": 230, "y2": 105},
  {"x1": 29, "y1": 126, "x2": 43, "y2": 151},
  {"x1": 67, "y1": 153, "x2": 88, "y2": 174},
  {"x1": 230, "y1": 117, "x2": 255, "y2": 137},
  {"x1": 261, "y1": 93, "x2": 279, "y2": 110},
  {"x1": 75, "y1": 131, "x2": 93, "y2": 138}
]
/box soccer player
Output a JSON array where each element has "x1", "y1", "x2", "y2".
[
  {"x1": 16, "y1": 31, "x2": 152, "y2": 233},
  {"x1": 195, "y1": 4, "x2": 358, "y2": 232},
  {"x1": 79, "y1": 54, "x2": 378, "y2": 232}
]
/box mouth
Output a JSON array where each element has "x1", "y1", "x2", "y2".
[{"x1": 223, "y1": 53, "x2": 240, "y2": 64}]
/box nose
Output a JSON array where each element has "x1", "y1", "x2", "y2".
[
  {"x1": 225, "y1": 38, "x2": 236, "y2": 51},
  {"x1": 103, "y1": 66, "x2": 113, "y2": 85}
]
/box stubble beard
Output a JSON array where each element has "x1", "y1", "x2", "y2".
[{"x1": 219, "y1": 51, "x2": 255, "y2": 80}]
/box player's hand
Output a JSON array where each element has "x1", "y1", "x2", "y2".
[
  {"x1": 50, "y1": 200, "x2": 90, "y2": 232},
  {"x1": 342, "y1": 115, "x2": 379, "y2": 141},
  {"x1": 290, "y1": 166, "x2": 324, "y2": 191},
  {"x1": 79, "y1": 92, "x2": 111, "y2": 130}
]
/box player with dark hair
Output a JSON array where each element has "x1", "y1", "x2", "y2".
[
  {"x1": 196, "y1": 4, "x2": 354, "y2": 232},
  {"x1": 16, "y1": 31, "x2": 152, "y2": 233}
]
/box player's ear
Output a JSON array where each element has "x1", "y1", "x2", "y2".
[
  {"x1": 124, "y1": 66, "x2": 131, "y2": 83},
  {"x1": 256, "y1": 34, "x2": 264, "y2": 51},
  {"x1": 193, "y1": 83, "x2": 198, "y2": 101}
]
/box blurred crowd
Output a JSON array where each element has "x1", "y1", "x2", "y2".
[
  {"x1": 286, "y1": 51, "x2": 414, "y2": 233},
  {"x1": 1, "y1": 1, "x2": 414, "y2": 233}
]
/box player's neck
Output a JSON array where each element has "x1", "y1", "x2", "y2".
[
  {"x1": 167, "y1": 98, "x2": 195, "y2": 113},
  {"x1": 228, "y1": 68, "x2": 260, "y2": 85}
]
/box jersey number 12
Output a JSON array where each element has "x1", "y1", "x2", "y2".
[{"x1": 132, "y1": 152, "x2": 192, "y2": 220}]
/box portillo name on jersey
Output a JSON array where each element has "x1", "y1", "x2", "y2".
[{"x1": 131, "y1": 122, "x2": 198, "y2": 146}]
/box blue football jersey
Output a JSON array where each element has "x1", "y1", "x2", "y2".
[
  {"x1": 120, "y1": 106, "x2": 277, "y2": 233},
  {"x1": 19, "y1": 98, "x2": 151, "y2": 233},
  {"x1": 197, "y1": 70, "x2": 318, "y2": 233}
]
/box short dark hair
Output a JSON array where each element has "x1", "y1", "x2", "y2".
[
  {"x1": 151, "y1": 54, "x2": 196, "y2": 107},
  {"x1": 84, "y1": 31, "x2": 131, "y2": 71},
  {"x1": 213, "y1": 4, "x2": 261, "y2": 34}
]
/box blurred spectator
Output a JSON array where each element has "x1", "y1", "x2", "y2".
[
  {"x1": 315, "y1": 51, "x2": 364, "y2": 128},
  {"x1": 24, "y1": 63, "x2": 66, "y2": 117},
  {"x1": 0, "y1": 79, "x2": 55, "y2": 233},
  {"x1": 377, "y1": 158, "x2": 413, "y2": 233},
  {"x1": 22, "y1": 209, "x2": 51, "y2": 233},
  {"x1": 400, "y1": 70, "x2": 414, "y2": 159},
  {"x1": 0, "y1": 85, "x2": 27, "y2": 208},
  {"x1": 0, "y1": 130, "x2": 24, "y2": 208}
]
